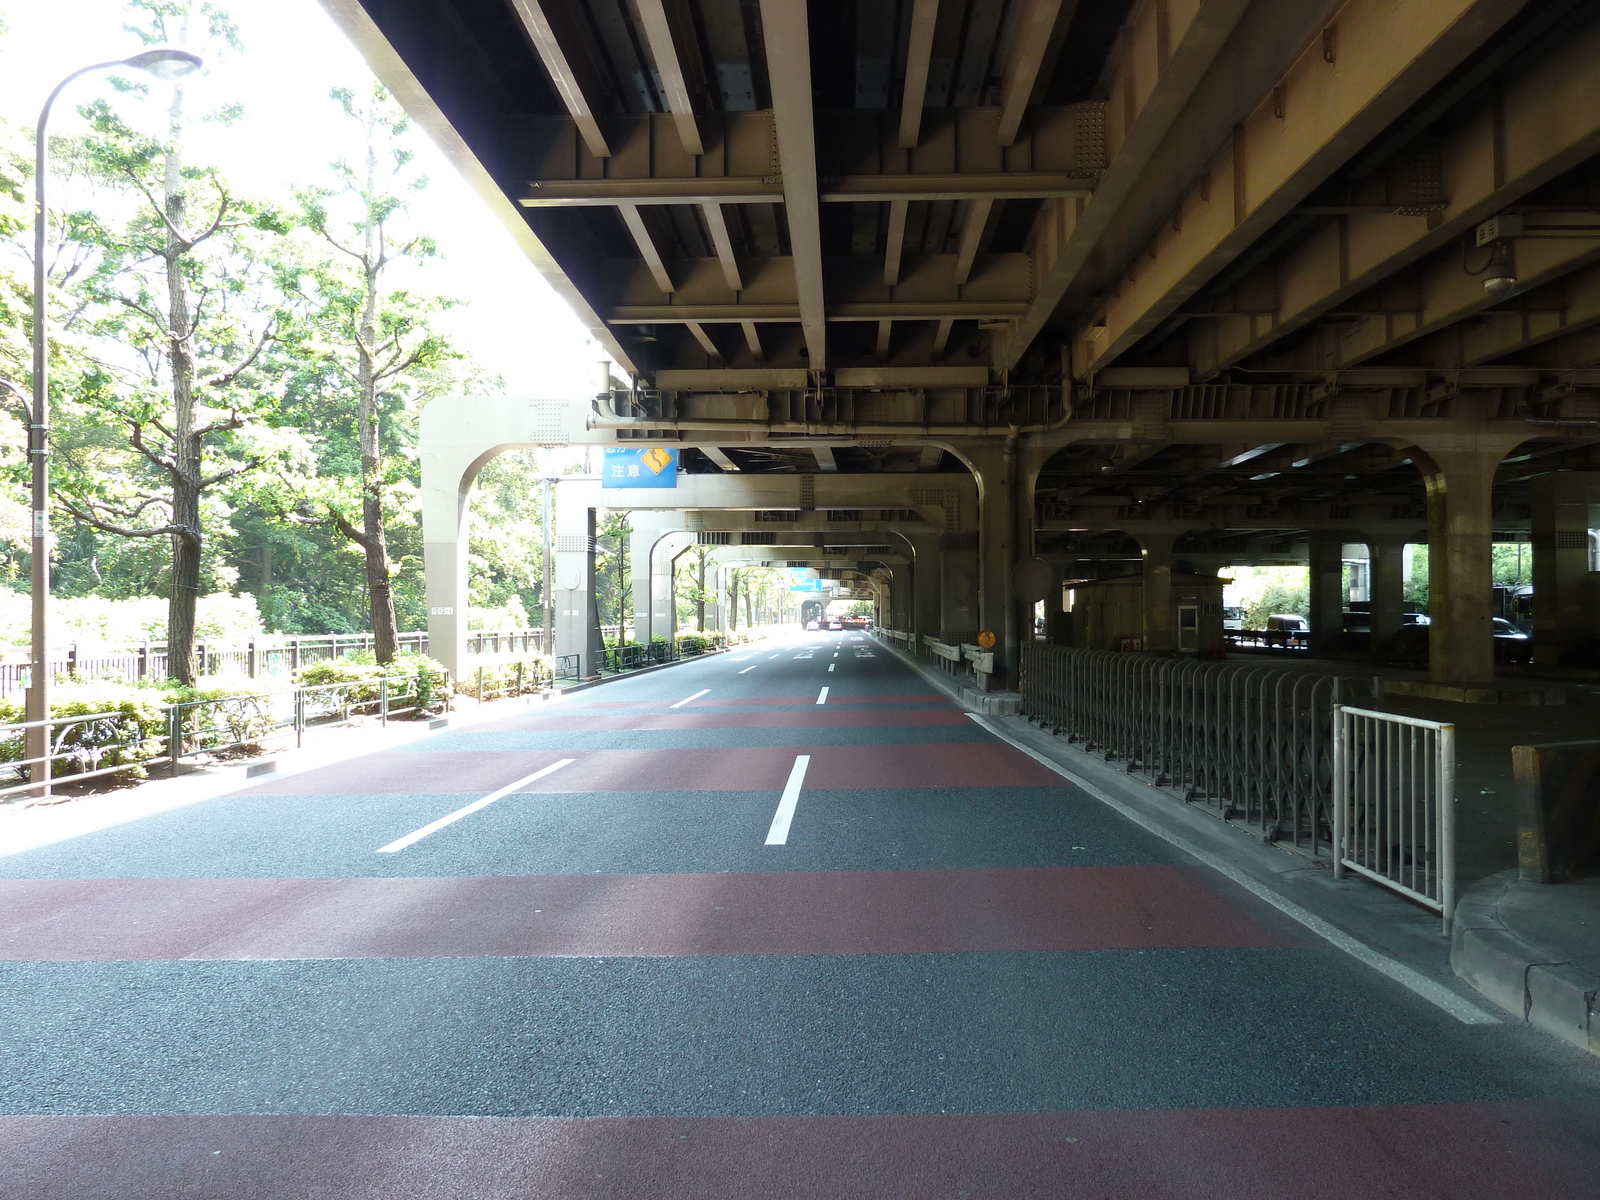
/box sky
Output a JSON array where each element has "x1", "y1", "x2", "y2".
[{"x1": 0, "y1": 0, "x2": 610, "y2": 399}]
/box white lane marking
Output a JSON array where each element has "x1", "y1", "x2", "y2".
[
  {"x1": 764, "y1": 755, "x2": 811, "y2": 845},
  {"x1": 816, "y1": 687, "x2": 829, "y2": 705},
  {"x1": 738, "y1": 666, "x2": 758, "y2": 674},
  {"x1": 962, "y1": 713, "x2": 1499, "y2": 1026},
  {"x1": 378, "y1": 759, "x2": 575, "y2": 853},
  {"x1": 769, "y1": 654, "x2": 780, "y2": 660},
  {"x1": 827, "y1": 663, "x2": 835, "y2": 672},
  {"x1": 670, "y1": 689, "x2": 711, "y2": 709}
]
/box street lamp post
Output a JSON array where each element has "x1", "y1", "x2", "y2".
[{"x1": 26, "y1": 48, "x2": 203, "y2": 794}]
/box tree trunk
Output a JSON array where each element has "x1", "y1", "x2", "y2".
[
  {"x1": 357, "y1": 129, "x2": 399, "y2": 664},
  {"x1": 165, "y1": 82, "x2": 200, "y2": 686},
  {"x1": 695, "y1": 551, "x2": 707, "y2": 632},
  {"x1": 728, "y1": 572, "x2": 738, "y2": 632},
  {"x1": 745, "y1": 584, "x2": 754, "y2": 629}
]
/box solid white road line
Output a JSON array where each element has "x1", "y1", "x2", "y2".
[
  {"x1": 816, "y1": 687, "x2": 829, "y2": 705},
  {"x1": 764, "y1": 754, "x2": 811, "y2": 845},
  {"x1": 962, "y1": 713, "x2": 1499, "y2": 1026},
  {"x1": 377, "y1": 759, "x2": 575, "y2": 853},
  {"x1": 739, "y1": 666, "x2": 758, "y2": 674},
  {"x1": 828, "y1": 663, "x2": 835, "y2": 672},
  {"x1": 670, "y1": 689, "x2": 711, "y2": 709}
]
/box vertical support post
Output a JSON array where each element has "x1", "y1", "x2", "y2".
[
  {"x1": 168, "y1": 703, "x2": 182, "y2": 776},
  {"x1": 1415, "y1": 442, "x2": 1516, "y2": 686},
  {"x1": 379, "y1": 677, "x2": 389, "y2": 726},
  {"x1": 247, "y1": 637, "x2": 257, "y2": 679},
  {"x1": 1332, "y1": 706, "x2": 1347, "y2": 879},
  {"x1": 1439, "y1": 721, "x2": 1457, "y2": 934},
  {"x1": 1307, "y1": 534, "x2": 1345, "y2": 656},
  {"x1": 66, "y1": 642, "x2": 77, "y2": 678},
  {"x1": 1368, "y1": 536, "x2": 1409, "y2": 660},
  {"x1": 138, "y1": 639, "x2": 149, "y2": 681},
  {"x1": 294, "y1": 688, "x2": 305, "y2": 749}
]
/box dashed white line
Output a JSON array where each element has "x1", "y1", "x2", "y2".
[
  {"x1": 816, "y1": 687, "x2": 829, "y2": 705},
  {"x1": 738, "y1": 666, "x2": 757, "y2": 674},
  {"x1": 827, "y1": 663, "x2": 835, "y2": 672},
  {"x1": 377, "y1": 759, "x2": 575, "y2": 853},
  {"x1": 669, "y1": 689, "x2": 711, "y2": 709},
  {"x1": 764, "y1": 755, "x2": 811, "y2": 845}
]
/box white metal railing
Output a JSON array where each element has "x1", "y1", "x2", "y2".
[
  {"x1": 0, "y1": 628, "x2": 544, "y2": 696},
  {"x1": 0, "y1": 672, "x2": 453, "y2": 802},
  {"x1": 1332, "y1": 705, "x2": 1457, "y2": 932}
]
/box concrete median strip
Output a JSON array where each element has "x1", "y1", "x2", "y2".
[{"x1": 377, "y1": 759, "x2": 575, "y2": 853}]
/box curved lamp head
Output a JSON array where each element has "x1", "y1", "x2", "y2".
[{"x1": 123, "y1": 48, "x2": 204, "y2": 81}]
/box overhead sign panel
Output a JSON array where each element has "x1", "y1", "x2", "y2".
[
  {"x1": 602, "y1": 447, "x2": 677, "y2": 488},
  {"x1": 787, "y1": 567, "x2": 824, "y2": 593}
]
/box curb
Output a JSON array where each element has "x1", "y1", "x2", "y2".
[
  {"x1": 555, "y1": 645, "x2": 734, "y2": 695},
  {"x1": 1451, "y1": 870, "x2": 1600, "y2": 1055}
]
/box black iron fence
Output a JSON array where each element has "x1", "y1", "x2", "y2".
[{"x1": 1019, "y1": 643, "x2": 1377, "y2": 858}]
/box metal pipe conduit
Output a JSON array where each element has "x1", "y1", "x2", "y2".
[{"x1": 1018, "y1": 643, "x2": 1376, "y2": 857}]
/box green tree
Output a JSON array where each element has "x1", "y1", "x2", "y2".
[
  {"x1": 54, "y1": 2, "x2": 296, "y2": 683},
  {"x1": 288, "y1": 83, "x2": 456, "y2": 663}
]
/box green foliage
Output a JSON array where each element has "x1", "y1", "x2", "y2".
[{"x1": 455, "y1": 654, "x2": 552, "y2": 699}]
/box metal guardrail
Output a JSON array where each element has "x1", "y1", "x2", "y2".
[
  {"x1": 1018, "y1": 643, "x2": 1375, "y2": 858},
  {"x1": 0, "y1": 628, "x2": 545, "y2": 696},
  {"x1": 554, "y1": 654, "x2": 581, "y2": 681},
  {"x1": 1333, "y1": 705, "x2": 1457, "y2": 932},
  {"x1": 0, "y1": 672, "x2": 451, "y2": 801}
]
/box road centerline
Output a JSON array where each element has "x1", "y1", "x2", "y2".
[
  {"x1": 816, "y1": 687, "x2": 829, "y2": 705},
  {"x1": 669, "y1": 689, "x2": 711, "y2": 709},
  {"x1": 764, "y1": 755, "x2": 811, "y2": 845},
  {"x1": 738, "y1": 666, "x2": 758, "y2": 674},
  {"x1": 376, "y1": 759, "x2": 575, "y2": 853}
]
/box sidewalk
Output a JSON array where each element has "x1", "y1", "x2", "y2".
[{"x1": 1453, "y1": 872, "x2": 1600, "y2": 1057}]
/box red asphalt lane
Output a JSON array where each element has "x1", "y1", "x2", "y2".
[
  {"x1": 3, "y1": 1103, "x2": 1596, "y2": 1199},
  {"x1": 466, "y1": 708, "x2": 973, "y2": 731},
  {"x1": 0, "y1": 865, "x2": 1298, "y2": 960},
  {"x1": 239, "y1": 742, "x2": 1061, "y2": 795}
]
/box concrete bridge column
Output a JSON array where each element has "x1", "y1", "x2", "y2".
[
  {"x1": 966, "y1": 443, "x2": 1021, "y2": 684},
  {"x1": 938, "y1": 533, "x2": 979, "y2": 642},
  {"x1": 1532, "y1": 471, "x2": 1600, "y2": 667},
  {"x1": 1367, "y1": 535, "x2": 1410, "y2": 661},
  {"x1": 1137, "y1": 534, "x2": 1177, "y2": 653},
  {"x1": 1416, "y1": 446, "x2": 1509, "y2": 686},
  {"x1": 901, "y1": 531, "x2": 941, "y2": 646},
  {"x1": 554, "y1": 479, "x2": 603, "y2": 679},
  {"x1": 1308, "y1": 535, "x2": 1345, "y2": 656},
  {"x1": 628, "y1": 513, "x2": 673, "y2": 646}
]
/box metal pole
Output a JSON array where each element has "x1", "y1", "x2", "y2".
[
  {"x1": 1332, "y1": 706, "x2": 1347, "y2": 879},
  {"x1": 542, "y1": 473, "x2": 555, "y2": 656},
  {"x1": 1439, "y1": 722, "x2": 1457, "y2": 934}
]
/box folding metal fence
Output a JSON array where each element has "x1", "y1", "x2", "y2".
[
  {"x1": 1018, "y1": 643, "x2": 1374, "y2": 858},
  {"x1": 1333, "y1": 705, "x2": 1457, "y2": 932}
]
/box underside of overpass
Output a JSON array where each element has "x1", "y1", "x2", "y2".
[
  {"x1": 13, "y1": 4, "x2": 1600, "y2": 1192},
  {"x1": 327, "y1": 0, "x2": 1600, "y2": 688}
]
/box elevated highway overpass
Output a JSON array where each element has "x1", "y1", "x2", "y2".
[
  {"x1": 327, "y1": 0, "x2": 1600, "y2": 687},
  {"x1": 7, "y1": 4, "x2": 1600, "y2": 1193}
]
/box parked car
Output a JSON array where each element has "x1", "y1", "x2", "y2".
[{"x1": 1493, "y1": 616, "x2": 1532, "y2": 663}]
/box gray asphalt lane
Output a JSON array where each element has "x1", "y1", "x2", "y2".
[
  {"x1": 0, "y1": 948, "x2": 1554, "y2": 1118},
  {"x1": 3, "y1": 627, "x2": 1599, "y2": 1182}
]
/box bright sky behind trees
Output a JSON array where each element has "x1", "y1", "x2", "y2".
[{"x1": 0, "y1": 0, "x2": 610, "y2": 400}]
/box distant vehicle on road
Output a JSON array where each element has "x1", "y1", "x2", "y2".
[
  {"x1": 1222, "y1": 606, "x2": 1244, "y2": 631},
  {"x1": 1492, "y1": 616, "x2": 1532, "y2": 663},
  {"x1": 805, "y1": 619, "x2": 820, "y2": 631},
  {"x1": 828, "y1": 620, "x2": 842, "y2": 630}
]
